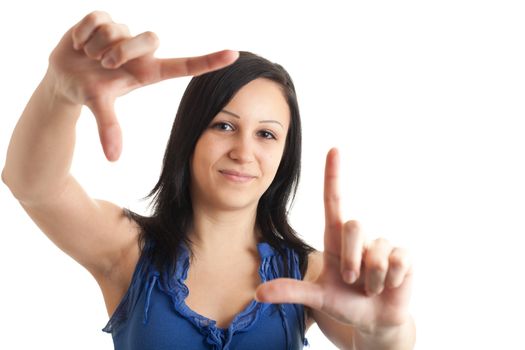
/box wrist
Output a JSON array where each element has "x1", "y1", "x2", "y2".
[
  {"x1": 353, "y1": 316, "x2": 416, "y2": 350},
  {"x1": 41, "y1": 67, "x2": 81, "y2": 110}
]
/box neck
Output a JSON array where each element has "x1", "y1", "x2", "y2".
[{"x1": 190, "y1": 203, "x2": 261, "y2": 258}]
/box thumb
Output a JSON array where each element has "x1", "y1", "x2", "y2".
[
  {"x1": 88, "y1": 98, "x2": 122, "y2": 162},
  {"x1": 255, "y1": 278, "x2": 324, "y2": 309}
]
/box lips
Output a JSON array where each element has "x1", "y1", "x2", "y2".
[
  {"x1": 219, "y1": 169, "x2": 257, "y2": 182},
  {"x1": 220, "y1": 170, "x2": 255, "y2": 177}
]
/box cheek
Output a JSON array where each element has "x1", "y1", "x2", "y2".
[
  {"x1": 191, "y1": 140, "x2": 210, "y2": 180},
  {"x1": 192, "y1": 136, "x2": 224, "y2": 177},
  {"x1": 262, "y1": 147, "x2": 285, "y2": 178}
]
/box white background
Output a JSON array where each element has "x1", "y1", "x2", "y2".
[{"x1": 1, "y1": 1, "x2": 524, "y2": 349}]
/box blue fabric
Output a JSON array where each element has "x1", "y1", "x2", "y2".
[{"x1": 102, "y1": 240, "x2": 310, "y2": 349}]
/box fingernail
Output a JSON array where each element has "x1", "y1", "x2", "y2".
[
  {"x1": 343, "y1": 270, "x2": 357, "y2": 284},
  {"x1": 366, "y1": 287, "x2": 382, "y2": 297},
  {"x1": 106, "y1": 144, "x2": 119, "y2": 161},
  {"x1": 102, "y1": 55, "x2": 116, "y2": 68},
  {"x1": 366, "y1": 289, "x2": 377, "y2": 297}
]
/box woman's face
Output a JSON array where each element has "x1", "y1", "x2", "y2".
[{"x1": 190, "y1": 78, "x2": 291, "y2": 212}]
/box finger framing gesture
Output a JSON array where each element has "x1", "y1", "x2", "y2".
[
  {"x1": 49, "y1": 11, "x2": 239, "y2": 161},
  {"x1": 256, "y1": 147, "x2": 414, "y2": 334}
]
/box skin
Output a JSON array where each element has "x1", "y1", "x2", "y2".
[
  {"x1": 255, "y1": 149, "x2": 416, "y2": 349},
  {"x1": 53, "y1": 11, "x2": 240, "y2": 162},
  {"x1": 189, "y1": 78, "x2": 290, "y2": 255},
  {"x1": 3, "y1": 11, "x2": 415, "y2": 350},
  {"x1": 187, "y1": 78, "x2": 416, "y2": 348}
]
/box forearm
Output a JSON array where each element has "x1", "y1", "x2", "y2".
[
  {"x1": 2, "y1": 70, "x2": 82, "y2": 204},
  {"x1": 352, "y1": 316, "x2": 416, "y2": 350}
]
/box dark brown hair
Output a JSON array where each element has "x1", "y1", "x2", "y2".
[{"x1": 124, "y1": 51, "x2": 315, "y2": 278}]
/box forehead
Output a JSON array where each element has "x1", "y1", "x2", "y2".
[{"x1": 221, "y1": 78, "x2": 290, "y2": 126}]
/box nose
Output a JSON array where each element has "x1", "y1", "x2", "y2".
[{"x1": 228, "y1": 134, "x2": 255, "y2": 163}]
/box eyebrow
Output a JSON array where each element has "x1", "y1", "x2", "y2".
[{"x1": 221, "y1": 109, "x2": 284, "y2": 129}]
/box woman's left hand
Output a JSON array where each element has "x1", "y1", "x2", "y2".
[{"x1": 255, "y1": 148, "x2": 413, "y2": 333}]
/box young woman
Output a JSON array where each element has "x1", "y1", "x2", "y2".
[{"x1": 2, "y1": 11, "x2": 415, "y2": 350}]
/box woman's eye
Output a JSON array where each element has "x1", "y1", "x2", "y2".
[
  {"x1": 211, "y1": 122, "x2": 275, "y2": 140},
  {"x1": 259, "y1": 130, "x2": 277, "y2": 140},
  {"x1": 212, "y1": 122, "x2": 234, "y2": 131}
]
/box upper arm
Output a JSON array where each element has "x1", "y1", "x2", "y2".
[{"x1": 17, "y1": 174, "x2": 140, "y2": 280}]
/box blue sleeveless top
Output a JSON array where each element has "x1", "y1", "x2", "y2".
[{"x1": 102, "y1": 240, "x2": 310, "y2": 349}]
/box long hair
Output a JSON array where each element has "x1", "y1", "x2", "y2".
[{"x1": 124, "y1": 51, "x2": 315, "y2": 278}]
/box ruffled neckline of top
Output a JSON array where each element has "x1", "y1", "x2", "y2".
[
  {"x1": 142, "y1": 241, "x2": 285, "y2": 347},
  {"x1": 163, "y1": 241, "x2": 277, "y2": 332},
  {"x1": 104, "y1": 239, "x2": 306, "y2": 349}
]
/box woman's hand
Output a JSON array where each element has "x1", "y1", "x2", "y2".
[
  {"x1": 255, "y1": 148, "x2": 413, "y2": 334},
  {"x1": 47, "y1": 11, "x2": 238, "y2": 161}
]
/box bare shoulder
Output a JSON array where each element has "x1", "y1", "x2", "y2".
[
  {"x1": 303, "y1": 249, "x2": 324, "y2": 331},
  {"x1": 15, "y1": 174, "x2": 143, "y2": 316},
  {"x1": 96, "y1": 226, "x2": 142, "y2": 317},
  {"x1": 304, "y1": 249, "x2": 323, "y2": 282},
  {"x1": 16, "y1": 175, "x2": 141, "y2": 278}
]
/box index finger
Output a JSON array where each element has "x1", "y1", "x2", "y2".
[
  {"x1": 158, "y1": 50, "x2": 239, "y2": 79},
  {"x1": 324, "y1": 147, "x2": 343, "y2": 232}
]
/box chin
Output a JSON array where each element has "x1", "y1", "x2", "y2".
[{"x1": 212, "y1": 194, "x2": 260, "y2": 211}]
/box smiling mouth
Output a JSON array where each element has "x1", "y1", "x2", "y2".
[{"x1": 219, "y1": 170, "x2": 256, "y2": 183}]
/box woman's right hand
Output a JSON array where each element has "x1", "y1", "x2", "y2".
[{"x1": 47, "y1": 11, "x2": 239, "y2": 161}]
